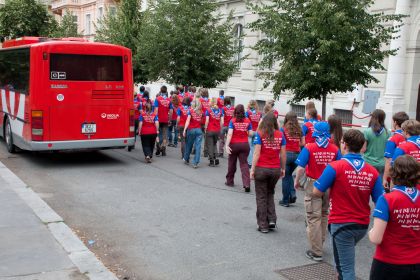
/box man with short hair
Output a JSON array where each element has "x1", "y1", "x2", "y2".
[
  {"x1": 154, "y1": 85, "x2": 173, "y2": 156},
  {"x1": 302, "y1": 108, "x2": 319, "y2": 145},
  {"x1": 392, "y1": 119, "x2": 420, "y2": 163},
  {"x1": 294, "y1": 122, "x2": 341, "y2": 261},
  {"x1": 313, "y1": 129, "x2": 383, "y2": 280},
  {"x1": 383, "y1": 112, "x2": 409, "y2": 189}
]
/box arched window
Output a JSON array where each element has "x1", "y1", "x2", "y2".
[{"x1": 233, "y1": 24, "x2": 243, "y2": 68}]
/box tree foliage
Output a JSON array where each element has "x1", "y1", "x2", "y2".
[
  {"x1": 50, "y1": 10, "x2": 80, "y2": 38},
  {"x1": 0, "y1": 0, "x2": 56, "y2": 39},
  {"x1": 137, "y1": 0, "x2": 241, "y2": 88},
  {"x1": 95, "y1": 0, "x2": 144, "y2": 83},
  {"x1": 249, "y1": 0, "x2": 405, "y2": 104}
]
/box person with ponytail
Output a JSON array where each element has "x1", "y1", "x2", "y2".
[
  {"x1": 363, "y1": 109, "x2": 390, "y2": 177},
  {"x1": 138, "y1": 100, "x2": 159, "y2": 163},
  {"x1": 251, "y1": 112, "x2": 286, "y2": 233},
  {"x1": 280, "y1": 111, "x2": 302, "y2": 206},
  {"x1": 225, "y1": 104, "x2": 252, "y2": 192},
  {"x1": 205, "y1": 98, "x2": 224, "y2": 166},
  {"x1": 328, "y1": 114, "x2": 343, "y2": 149},
  {"x1": 246, "y1": 100, "x2": 262, "y2": 167},
  {"x1": 183, "y1": 99, "x2": 203, "y2": 168}
]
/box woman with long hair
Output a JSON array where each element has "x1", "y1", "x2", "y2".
[
  {"x1": 138, "y1": 100, "x2": 159, "y2": 163},
  {"x1": 205, "y1": 98, "x2": 224, "y2": 166},
  {"x1": 328, "y1": 114, "x2": 343, "y2": 148},
  {"x1": 363, "y1": 109, "x2": 390, "y2": 176},
  {"x1": 246, "y1": 100, "x2": 262, "y2": 167},
  {"x1": 279, "y1": 111, "x2": 302, "y2": 206},
  {"x1": 251, "y1": 112, "x2": 286, "y2": 232},
  {"x1": 168, "y1": 93, "x2": 180, "y2": 148},
  {"x1": 369, "y1": 155, "x2": 420, "y2": 280},
  {"x1": 183, "y1": 99, "x2": 203, "y2": 168},
  {"x1": 177, "y1": 97, "x2": 191, "y2": 159},
  {"x1": 225, "y1": 104, "x2": 252, "y2": 192}
]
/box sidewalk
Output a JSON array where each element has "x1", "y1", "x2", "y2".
[{"x1": 0, "y1": 162, "x2": 117, "y2": 280}]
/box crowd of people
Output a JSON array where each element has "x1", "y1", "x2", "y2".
[{"x1": 133, "y1": 85, "x2": 420, "y2": 280}]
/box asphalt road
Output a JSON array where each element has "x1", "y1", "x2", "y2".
[{"x1": 0, "y1": 140, "x2": 375, "y2": 280}]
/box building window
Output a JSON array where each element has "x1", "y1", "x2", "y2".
[
  {"x1": 85, "y1": 14, "x2": 91, "y2": 35},
  {"x1": 233, "y1": 24, "x2": 243, "y2": 68},
  {"x1": 291, "y1": 104, "x2": 305, "y2": 118},
  {"x1": 226, "y1": 96, "x2": 235, "y2": 106},
  {"x1": 72, "y1": 15, "x2": 78, "y2": 25},
  {"x1": 98, "y1": 7, "x2": 103, "y2": 19},
  {"x1": 257, "y1": 100, "x2": 265, "y2": 111},
  {"x1": 334, "y1": 109, "x2": 353, "y2": 125},
  {"x1": 109, "y1": 6, "x2": 116, "y2": 16}
]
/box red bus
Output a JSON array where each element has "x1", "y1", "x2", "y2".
[{"x1": 0, "y1": 37, "x2": 135, "y2": 153}]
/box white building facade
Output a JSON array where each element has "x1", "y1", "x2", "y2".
[{"x1": 215, "y1": 0, "x2": 420, "y2": 127}]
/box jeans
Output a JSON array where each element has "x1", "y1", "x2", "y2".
[
  {"x1": 158, "y1": 122, "x2": 168, "y2": 146},
  {"x1": 247, "y1": 133, "x2": 256, "y2": 166},
  {"x1": 184, "y1": 128, "x2": 203, "y2": 165},
  {"x1": 219, "y1": 126, "x2": 228, "y2": 155},
  {"x1": 168, "y1": 120, "x2": 178, "y2": 145},
  {"x1": 329, "y1": 223, "x2": 369, "y2": 280},
  {"x1": 255, "y1": 167, "x2": 281, "y2": 230},
  {"x1": 140, "y1": 134, "x2": 157, "y2": 157},
  {"x1": 226, "y1": 142, "x2": 250, "y2": 187},
  {"x1": 281, "y1": 151, "x2": 298, "y2": 204}
]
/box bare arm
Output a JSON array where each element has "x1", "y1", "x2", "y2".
[
  {"x1": 183, "y1": 116, "x2": 191, "y2": 137},
  {"x1": 205, "y1": 116, "x2": 209, "y2": 132},
  {"x1": 383, "y1": 158, "x2": 391, "y2": 190},
  {"x1": 294, "y1": 166, "x2": 305, "y2": 189},
  {"x1": 301, "y1": 136, "x2": 306, "y2": 147},
  {"x1": 280, "y1": 146, "x2": 286, "y2": 178},
  {"x1": 369, "y1": 218, "x2": 388, "y2": 245},
  {"x1": 250, "y1": 144, "x2": 261, "y2": 179},
  {"x1": 313, "y1": 187, "x2": 324, "y2": 198},
  {"x1": 225, "y1": 128, "x2": 234, "y2": 154},
  {"x1": 138, "y1": 121, "x2": 143, "y2": 136}
]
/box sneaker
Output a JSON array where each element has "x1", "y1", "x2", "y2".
[
  {"x1": 209, "y1": 159, "x2": 215, "y2": 167},
  {"x1": 183, "y1": 158, "x2": 189, "y2": 165},
  {"x1": 244, "y1": 186, "x2": 251, "y2": 193},
  {"x1": 258, "y1": 227, "x2": 269, "y2": 233},
  {"x1": 268, "y1": 221, "x2": 276, "y2": 229},
  {"x1": 155, "y1": 147, "x2": 161, "y2": 156},
  {"x1": 305, "y1": 250, "x2": 323, "y2": 262},
  {"x1": 192, "y1": 164, "x2": 199, "y2": 169},
  {"x1": 289, "y1": 196, "x2": 297, "y2": 204},
  {"x1": 225, "y1": 182, "x2": 234, "y2": 187},
  {"x1": 145, "y1": 156, "x2": 152, "y2": 163},
  {"x1": 279, "y1": 201, "x2": 289, "y2": 207},
  {"x1": 215, "y1": 159, "x2": 220, "y2": 166},
  {"x1": 161, "y1": 147, "x2": 167, "y2": 156}
]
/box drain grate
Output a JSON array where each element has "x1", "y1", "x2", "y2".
[{"x1": 276, "y1": 262, "x2": 337, "y2": 280}]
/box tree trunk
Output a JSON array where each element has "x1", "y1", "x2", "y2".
[{"x1": 322, "y1": 92, "x2": 327, "y2": 120}]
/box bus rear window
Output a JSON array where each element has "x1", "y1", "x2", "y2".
[{"x1": 50, "y1": 54, "x2": 123, "y2": 81}]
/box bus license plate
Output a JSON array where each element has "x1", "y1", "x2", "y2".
[{"x1": 82, "y1": 123, "x2": 96, "y2": 134}]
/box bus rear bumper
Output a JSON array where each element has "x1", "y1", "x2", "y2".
[{"x1": 27, "y1": 138, "x2": 136, "y2": 151}]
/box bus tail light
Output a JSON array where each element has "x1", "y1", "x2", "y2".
[
  {"x1": 31, "y1": 110, "x2": 43, "y2": 141},
  {"x1": 129, "y1": 109, "x2": 135, "y2": 137}
]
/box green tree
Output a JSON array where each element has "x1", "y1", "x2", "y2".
[
  {"x1": 138, "y1": 0, "x2": 241, "y2": 88},
  {"x1": 0, "y1": 0, "x2": 56, "y2": 39},
  {"x1": 249, "y1": 0, "x2": 404, "y2": 118},
  {"x1": 95, "y1": 0, "x2": 144, "y2": 83},
  {"x1": 50, "y1": 10, "x2": 80, "y2": 38}
]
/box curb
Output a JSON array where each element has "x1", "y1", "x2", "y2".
[{"x1": 0, "y1": 161, "x2": 118, "y2": 280}]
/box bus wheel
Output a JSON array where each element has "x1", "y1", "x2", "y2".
[{"x1": 5, "y1": 118, "x2": 16, "y2": 153}]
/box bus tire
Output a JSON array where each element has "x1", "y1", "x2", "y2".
[{"x1": 5, "y1": 118, "x2": 16, "y2": 153}]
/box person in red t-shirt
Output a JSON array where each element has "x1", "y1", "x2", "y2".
[
  {"x1": 302, "y1": 108, "x2": 319, "y2": 145},
  {"x1": 138, "y1": 101, "x2": 159, "y2": 163},
  {"x1": 153, "y1": 86, "x2": 173, "y2": 156},
  {"x1": 369, "y1": 155, "x2": 420, "y2": 280},
  {"x1": 280, "y1": 111, "x2": 302, "y2": 206},
  {"x1": 246, "y1": 100, "x2": 262, "y2": 167},
  {"x1": 176, "y1": 97, "x2": 191, "y2": 159},
  {"x1": 294, "y1": 121, "x2": 341, "y2": 262},
  {"x1": 250, "y1": 112, "x2": 286, "y2": 233},
  {"x1": 225, "y1": 104, "x2": 253, "y2": 192},
  {"x1": 314, "y1": 129, "x2": 383, "y2": 279},
  {"x1": 217, "y1": 90, "x2": 225, "y2": 109},
  {"x1": 183, "y1": 99, "x2": 204, "y2": 168},
  {"x1": 168, "y1": 93, "x2": 179, "y2": 148},
  {"x1": 205, "y1": 98, "x2": 224, "y2": 166},
  {"x1": 219, "y1": 97, "x2": 234, "y2": 158},
  {"x1": 199, "y1": 88, "x2": 211, "y2": 157}
]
